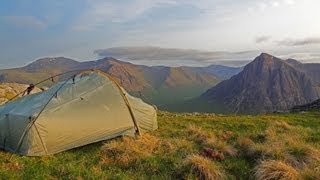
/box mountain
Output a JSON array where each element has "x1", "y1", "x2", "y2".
[
  {"x1": 286, "y1": 59, "x2": 320, "y2": 86},
  {"x1": 0, "y1": 57, "x2": 80, "y2": 85},
  {"x1": 197, "y1": 53, "x2": 320, "y2": 114},
  {"x1": 0, "y1": 57, "x2": 239, "y2": 107},
  {"x1": 188, "y1": 65, "x2": 243, "y2": 80}
]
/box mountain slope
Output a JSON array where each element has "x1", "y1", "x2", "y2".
[
  {"x1": 0, "y1": 57, "x2": 223, "y2": 107},
  {"x1": 199, "y1": 53, "x2": 319, "y2": 114},
  {"x1": 0, "y1": 57, "x2": 80, "y2": 85},
  {"x1": 188, "y1": 65, "x2": 243, "y2": 80},
  {"x1": 286, "y1": 59, "x2": 320, "y2": 86}
]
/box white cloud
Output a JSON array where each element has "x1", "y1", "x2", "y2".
[
  {"x1": 277, "y1": 37, "x2": 320, "y2": 46},
  {"x1": 2, "y1": 16, "x2": 47, "y2": 30},
  {"x1": 279, "y1": 52, "x2": 320, "y2": 62},
  {"x1": 271, "y1": 1, "x2": 280, "y2": 7},
  {"x1": 283, "y1": 0, "x2": 295, "y2": 5},
  {"x1": 72, "y1": 0, "x2": 177, "y2": 31}
]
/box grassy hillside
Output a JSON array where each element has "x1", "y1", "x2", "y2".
[{"x1": 0, "y1": 111, "x2": 319, "y2": 179}]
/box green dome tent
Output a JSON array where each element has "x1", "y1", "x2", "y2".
[{"x1": 0, "y1": 70, "x2": 157, "y2": 156}]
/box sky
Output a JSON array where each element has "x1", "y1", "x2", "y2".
[{"x1": 0, "y1": 0, "x2": 320, "y2": 68}]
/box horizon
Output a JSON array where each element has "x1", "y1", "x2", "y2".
[
  {"x1": 2, "y1": 51, "x2": 317, "y2": 69},
  {"x1": 1, "y1": 0, "x2": 320, "y2": 68}
]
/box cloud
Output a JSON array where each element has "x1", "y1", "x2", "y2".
[
  {"x1": 94, "y1": 46, "x2": 258, "y2": 66},
  {"x1": 2, "y1": 16, "x2": 47, "y2": 30},
  {"x1": 278, "y1": 52, "x2": 320, "y2": 62},
  {"x1": 72, "y1": 0, "x2": 177, "y2": 31},
  {"x1": 277, "y1": 37, "x2": 320, "y2": 46},
  {"x1": 271, "y1": 1, "x2": 280, "y2": 7},
  {"x1": 255, "y1": 36, "x2": 271, "y2": 43},
  {"x1": 283, "y1": 0, "x2": 295, "y2": 5}
]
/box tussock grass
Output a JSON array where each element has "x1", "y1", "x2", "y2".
[
  {"x1": 100, "y1": 134, "x2": 160, "y2": 166},
  {"x1": 285, "y1": 142, "x2": 320, "y2": 168},
  {"x1": 254, "y1": 160, "x2": 299, "y2": 180},
  {"x1": 237, "y1": 137, "x2": 257, "y2": 157},
  {"x1": 275, "y1": 121, "x2": 291, "y2": 130},
  {"x1": 299, "y1": 166, "x2": 320, "y2": 180},
  {"x1": 237, "y1": 137, "x2": 255, "y2": 149},
  {"x1": 185, "y1": 154, "x2": 226, "y2": 180},
  {"x1": 165, "y1": 138, "x2": 195, "y2": 154},
  {"x1": 252, "y1": 123, "x2": 319, "y2": 168},
  {"x1": 218, "y1": 130, "x2": 234, "y2": 140},
  {"x1": 212, "y1": 140, "x2": 238, "y2": 157},
  {"x1": 187, "y1": 124, "x2": 216, "y2": 146},
  {"x1": 187, "y1": 124, "x2": 237, "y2": 157}
]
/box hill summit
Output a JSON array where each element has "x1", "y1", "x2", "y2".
[{"x1": 200, "y1": 53, "x2": 319, "y2": 114}]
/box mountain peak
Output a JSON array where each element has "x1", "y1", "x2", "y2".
[
  {"x1": 24, "y1": 57, "x2": 79, "y2": 71},
  {"x1": 246, "y1": 53, "x2": 285, "y2": 72},
  {"x1": 260, "y1": 52, "x2": 274, "y2": 58},
  {"x1": 256, "y1": 53, "x2": 280, "y2": 63},
  {"x1": 201, "y1": 53, "x2": 319, "y2": 114},
  {"x1": 31, "y1": 57, "x2": 78, "y2": 64}
]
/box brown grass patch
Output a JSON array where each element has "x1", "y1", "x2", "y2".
[
  {"x1": 299, "y1": 166, "x2": 320, "y2": 180},
  {"x1": 236, "y1": 137, "x2": 257, "y2": 157},
  {"x1": 213, "y1": 141, "x2": 238, "y2": 157},
  {"x1": 166, "y1": 138, "x2": 195, "y2": 154},
  {"x1": 264, "y1": 127, "x2": 277, "y2": 141},
  {"x1": 254, "y1": 160, "x2": 299, "y2": 180},
  {"x1": 284, "y1": 142, "x2": 320, "y2": 168},
  {"x1": 237, "y1": 137, "x2": 255, "y2": 149},
  {"x1": 275, "y1": 121, "x2": 291, "y2": 130},
  {"x1": 187, "y1": 124, "x2": 216, "y2": 146},
  {"x1": 218, "y1": 130, "x2": 234, "y2": 140},
  {"x1": 100, "y1": 134, "x2": 160, "y2": 166},
  {"x1": 185, "y1": 154, "x2": 226, "y2": 180}
]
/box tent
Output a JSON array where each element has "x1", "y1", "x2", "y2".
[{"x1": 0, "y1": 70, "x2": 157, "y2": 156}]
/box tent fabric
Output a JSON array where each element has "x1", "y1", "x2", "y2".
[{"x1": 0, "y1": 70, "x2": 157, "y2": 156}]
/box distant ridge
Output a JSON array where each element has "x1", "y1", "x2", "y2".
[{"x1": 0, "y1": 57, "x2": 242, "y2": 107}]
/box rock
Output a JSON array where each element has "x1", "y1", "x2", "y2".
[{"x1": 0, "y1": 83, "x2": 41, "y2": 105}]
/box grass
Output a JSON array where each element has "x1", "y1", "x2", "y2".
[
  {"x1": 185, "y1": 154, "x2": 226, "y2": 180},
  {"x1": 0, "y1": 110, "x2": 319, "y2": 179},
  {"x1": 254, "y1": 160, "x2": 299, "y2": 180}
]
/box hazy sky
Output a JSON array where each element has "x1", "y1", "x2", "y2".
[{"x1": 0, "y1": 0, "x2": 320, "y2": 68}]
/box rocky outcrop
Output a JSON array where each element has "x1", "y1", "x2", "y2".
[
  {"x1": 291, "y1": 99, "x2": 320, "y2": 112},
  {"x1": 0, "y1": 83, "x2": 41, "y2": 104}
]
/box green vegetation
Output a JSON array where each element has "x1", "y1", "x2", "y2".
[{"x1": 0, "y1": 111, "x2": 319, "y2": 179}]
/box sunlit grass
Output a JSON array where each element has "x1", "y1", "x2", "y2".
[{"x1": 0, "y1": 110, "x2": 319, "y2": 179}]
